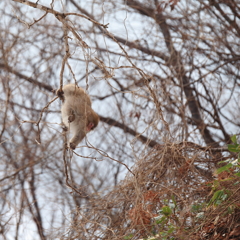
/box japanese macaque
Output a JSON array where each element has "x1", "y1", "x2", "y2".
[{"x1": 57, "y1": 84, "x2": 99, "y2": 149}]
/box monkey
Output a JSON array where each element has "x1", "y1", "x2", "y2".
[{"x1": 57, "y1": 84, "x2": 99, "y2": 149}]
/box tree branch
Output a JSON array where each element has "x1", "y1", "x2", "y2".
[
  {"x1": 125, "y1": 0, "x2": 219, "y2": 147},
  {"x1": 0, "y1": 63, "x2": 54, "y2": 91},
  {"x1": 99, "y1": 115, "x2": 159, "y2": 148}
]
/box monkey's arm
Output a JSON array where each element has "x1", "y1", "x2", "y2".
[{"x1": 69, "y1": 123, "x2": 87, "y2": 149}]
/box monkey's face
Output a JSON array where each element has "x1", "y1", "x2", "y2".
[
  {"x1": 86, "y1": 111, "x2": 99, "y2": 132},
  {"x1": 86, "y1": 122, "x2": 95, "y2": 132}
]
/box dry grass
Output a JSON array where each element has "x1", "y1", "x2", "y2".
[{"x1": 63, "y1": 142, "x2": 240, "y2": 240}]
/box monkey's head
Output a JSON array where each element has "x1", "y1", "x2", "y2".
[{"x1": 86, "y1": 111, "x2": 99, "y2": 132}]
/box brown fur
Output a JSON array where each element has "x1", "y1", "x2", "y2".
[{"x1": 57, "y1": 84, "x2": 99, "y2": 149}]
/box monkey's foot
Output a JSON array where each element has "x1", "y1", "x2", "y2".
[
  {"x1": 68, "y1": 113, "x2": 75, "y2": 123},
  {"x1": 56, "y1": 89, "x2": 65, "y2": 101},
  {"x1": 62, "y1": 125, "x2": 68, "y2": 132}
]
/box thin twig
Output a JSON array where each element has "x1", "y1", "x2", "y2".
[{"x1": 35, "y1": 96, "x2": 58, "y2": 127}]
